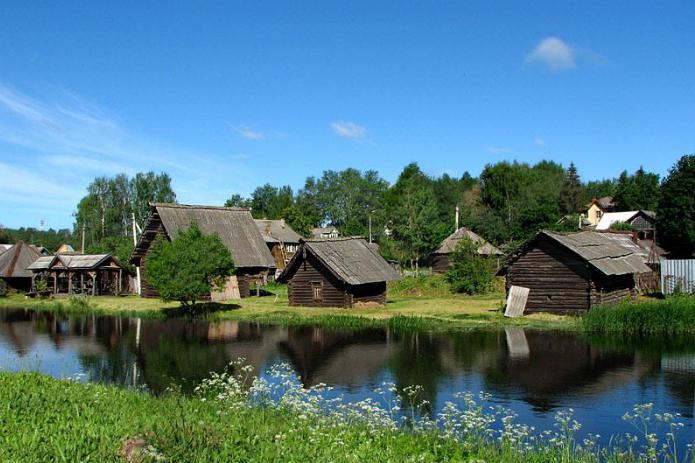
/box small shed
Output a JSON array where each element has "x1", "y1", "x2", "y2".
[
  {"x1": 27, "y1": 253, "x2": 131, "y2": 296},
  {"x1": 497, "y1": 230, "x2": 651, "y2": 313},
  {"x1": 431, "y1": 227, "x2": 503, "y2": 273},
  {"x1": 130, "y1": 203, "x2": 276, "y2": 298},
  {"x1": 277, "y1": 237, "x2": 400, "y2": 307},
  {"x1": 255, "y1": 219, "x2": 302, "y2": 273},
  {"x1": 0, "y1": 241, "x2": 42, "y2": 291}
]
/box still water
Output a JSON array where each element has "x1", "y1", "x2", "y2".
[{"x1": 2, "y1": 307, "x2": 695, "y2": 449}]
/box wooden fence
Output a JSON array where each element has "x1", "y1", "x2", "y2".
[{"x1": 660, "y1": 259, "x2": 695, "y2": 294}]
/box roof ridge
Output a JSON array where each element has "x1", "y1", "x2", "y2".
[{"x1": 151, "y1": 202, "x2": 251, "y2": 212}]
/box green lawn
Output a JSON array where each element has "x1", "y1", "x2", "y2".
[{"x1": 0, "y1": 283, "x2": 577, "y2": 331}]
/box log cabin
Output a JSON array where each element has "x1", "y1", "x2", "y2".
[
  {"x1": 130, "y1": 203, "x2": 276, "y2": 298},
  {"x1": 497, "y1": 230, "x2": 652, "y2": 314},
  {"x1": 431, "y1": 227, "x2": 503, "y2": 273},
  {"x1": 277, "y1": 237, "x2": 400, "y2": 307},
  {"x1": 0, "y1": 241, "x2": 43, "y2": 291},
  {"x1": 255, "y1": 219, "x2": 302, "y2": 275}
]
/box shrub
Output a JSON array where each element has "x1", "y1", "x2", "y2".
[
  {"x1": 0, "y1": 279, "x2": 7, "y2": 297},
  {"x1": 609, "y1": 221, "x2": 633, "y2": 231},
  {"x1": 145, "y1": 222, "x2": 234, "y2": 308},
  {"x1": 445, "y1": 238, "x2": 496, "y2": 294}
]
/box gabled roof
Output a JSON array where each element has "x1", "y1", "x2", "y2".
[
  {"x1": 595, "y1": 210, "x2": 655, "y2": 231},
  {"x1": 278, "y1": 237, "x2": 400, "y2": 285},
  {"x1": 434, "y1": 227, "x2": 503, "y2": 256},
  {"x1": 499, "y1": 230, "x2": 652, "y2": 277},
  {"x1": 0, "y1": 241, "x2": 42, "y2": 278},
  {"x1": 588, "y1": 196, "x2": 615, "y2": 210},
  {"x1": 255, "y1": 219, "x2": 302, "y2": 244},
  {"x1": 27, "y1": 253, "x2": 129, "y2": 272},
  {"x1": 144, "y1": 203, "x2": 275, "y2": 269}
]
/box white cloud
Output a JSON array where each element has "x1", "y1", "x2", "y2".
[
  {"x1": 488, "y1": 146, "x2": 513, "y2": 155},
  {"x1": 526, "y1": 37, "x2": 576, "y2": 72},
  {"x1": 228, "y1": 124, "x2": 264, "y2": 140},
  {"x1": 534, "y1": 137, "x2": 546, "y2": 148},
  {"x1": 229, "y1": 153, "x2": 251, "y2": 160},
  {"x1": 42, "y1": 154, "x2": 134, "y2": 175},
  {"x1": 331, "y1": 121, "x2": 367, "y2": 140}
]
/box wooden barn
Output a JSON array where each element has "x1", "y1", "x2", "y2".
[
  {"x1": 255, "y1": 219, "x2": 302, "y2": 274},
  {"x1": 0, "y1": 241, "x2": 43, "y2": 291},
  {"x1": 497, "y1": 230, "x2": 652, "y2": 314},
  {"x1": 130, "y1": 203, "x2": 276, "y2": 298},
  {"x1": 431, "y1": 227, "x2": 503, "y2": 273},
  {"x1": 277, "y1": 237, "x2": 400, "y2": 307},
  {"x1": 27, "y1": 253, "x2": 131, "y2": 296}
]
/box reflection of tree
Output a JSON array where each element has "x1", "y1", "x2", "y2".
[{"x1": 388, "y1": 330, "x2": 447, "y2": 414}]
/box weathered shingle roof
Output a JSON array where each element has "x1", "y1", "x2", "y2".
[
  {"x1": 595, "y1": 210, "x2": 655, "y2": 231},
  {"x1": 0, "y1": 242, "x2": 42, "y2": 278},
  {"x1": 279, "y1": 237, "x2": 400, "y2": 285},
  {"x1": 434, "y1": 227, "x2": 503, "y2": 255},
  {"x1": 255, "y1": 219, "x2": 302, "y2": 244},
  {"x1": 541, "y1": 231, "x2": 651, "y2": 276},
  {"x1": 152, "y1": 203, "x2": 275, "y2": 269},
  {"x1": 27, "y1": 255, "x2": 56, "y2": 270},
  {"x1": 27, "y1": 254, "x2": 128, "y2": 271}
]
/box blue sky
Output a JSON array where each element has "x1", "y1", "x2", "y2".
[{"x1": 1, "y1": 1, "x2": 694, "y2": 230}]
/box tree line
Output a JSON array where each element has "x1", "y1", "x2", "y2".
[{"x1": 4, "y1": 154, "x2": 693, "y2": 264}]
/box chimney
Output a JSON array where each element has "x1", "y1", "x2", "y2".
[{"x1": 455, "y1": 205, "x2": 460, "y2": 231}]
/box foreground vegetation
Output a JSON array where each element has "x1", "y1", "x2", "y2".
[
  {"x1": 583, "y1": 295, "x2": 695, "y2": 335},
  {"x1": 2, "y1": 365, "x2": 689, "y2": 462}
]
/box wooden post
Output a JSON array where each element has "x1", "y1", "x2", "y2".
[
  {"x1": 92, "y1": 273, "x2": 97, "y2": 296},
  {"x1": 67, "y1": 271, "x2": 72, "y2": 295},
  {"x1": 53, "y1": 273, "x2": 58, "y2": 295},
  {"x1": 31, "y1": 274, "x2": 35, "y2": 292},
  {"x1": 80, "y1": 273, "x2": 85, "y2": 294},
  {"x1": 118, "y1": 269, "x2": 122, "y2": 295}
]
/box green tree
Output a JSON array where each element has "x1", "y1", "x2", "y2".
[
  {"x1": 85, "y1": 236, "x2": 135, "y2": 273},
  {"x1": 145, "y1": 223, "x2": 235, "y2": 307},
  {"x1": 445, "y1": 238, "x2": 495, "y2": 294},
  {"x1": 224, "y1": 194, "x2": 251, "y2": 209},
  {"x1": 613, "y1": 167, "x2": 660, "y2": 211},
  {"x1": 658, "y1": 155, "x2": 695, "y2": 257},
  {"x1": 584, "y1": 178, "x2": 617, "y2": 202},
  {"x1": 559, "y1": 162, "x2": 584, "y2": 214}
]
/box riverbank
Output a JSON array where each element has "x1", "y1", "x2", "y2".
[
  {"x1": 0, "y1": 288, "x2": 577, "y2": 331},
  {"x1": 0, "y1": 372, "x2": 677, "y2": 463}
]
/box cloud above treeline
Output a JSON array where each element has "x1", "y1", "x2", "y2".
[
  {"x1": 228, "y1": 124, "x2": 264, "y2": 140},
  {"x1": 526, "y1": 37, "x2": 603, "y2": 72},
  {"x1": 331, "y1": 121, "x2": 367, "y2": 140}
]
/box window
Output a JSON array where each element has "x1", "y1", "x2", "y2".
[
  {"x1": 285, "y1": 244, "x2": 297, "y2": 253},
  {"x1": 311, "y1": 282, "x2": 323, "y2": 302},
  {"x1": 595, "y1": 210, "x2": 602, "y2": 220}
]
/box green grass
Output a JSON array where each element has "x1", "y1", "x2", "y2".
[
  {"x1": 0, "y1": 372, "x2": 682, "y2": 463},
  {"x1": 582, "y1": 295, "x2": 695, "y2": 335}
]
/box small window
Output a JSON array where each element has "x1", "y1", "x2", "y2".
[{"x1": 311, "y1": 282, "x2": 323, "y2": 302}]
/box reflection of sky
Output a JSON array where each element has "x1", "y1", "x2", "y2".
[{"x1": 1, "y1": 315, "x2": 694, "y2": 453}]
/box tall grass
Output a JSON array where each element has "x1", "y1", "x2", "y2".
[
  {"x1": 583, "y1": 296, "x2": 695, "y2": 335},
  {"x1": 1, "y1": 364, "x2": 690, "y2": 462}
]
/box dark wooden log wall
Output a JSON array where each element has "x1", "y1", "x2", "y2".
[
  {"x1": 590, "y1": 273, "x2": 634, "y2": 306},
  {"x1": 506, "y1": 236, "x2": 591, "y2": 313},
  {"x1": 286, "y1": 254, "x2": 351, "y2": 307},
  {"x1": 431, "y1": 254, "x2": 450, "y2": 273}
]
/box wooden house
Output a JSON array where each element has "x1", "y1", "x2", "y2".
[
  {"x1": 277, "y1": 237, "x2": 400, "y2": 307},
  {"x1": 431, "y1": 227, "x2": 503, "y2": 272},
  {"x1": 586, "y1": 196, "x2": 616, "y2": 226},
  {"x1": 255, "y1": 219, "x2": 302, "y2": 274},
  {"x1": 130, "y1": 203, "x2": 276, "y2": 298},
  {"x1": 596, "y1": 210, "x2": 655, "y2": 238},
  {"x1": 28, "y1": 253, "x2": 130, "y2": 296},
  {"x1": 497, "y1": 230, "x2": 652, "y2": 314},
  {"x1": 0, "y1": 241, "x2": 42, "y2": 291}
]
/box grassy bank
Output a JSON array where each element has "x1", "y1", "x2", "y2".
[
  {"x1": 1, "y1": 371, "x2": 684, "y2": 462},
  {"x1": 583, "y1": 295, "x2": 695, "y2": 335},
  {"x1": 0, "y1": 277, "x2": 576, "y2": 331}
]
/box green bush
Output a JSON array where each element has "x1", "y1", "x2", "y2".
[
  {"x1": 145, "y1": 222, "x2": 234, "y2": 308},
  {"x1": 583, "y1": 295, "x2": 695, "y2": 335},
  {"x1": 388, "y1": 274, "x2": 451, "y2": 297},
  {"x1": 445, "y1": 238, "x2": 496, "y2": 294},
  {"x1": 0, "y1": 279, "x2": 7, "y2": 297}
]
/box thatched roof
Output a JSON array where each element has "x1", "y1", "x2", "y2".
[
  {"x1": 147, "y1": 203, "x2": 275, "y2": 269},
  {"x1": 499, "y1": 230, "x2": 652, "y2": 277},
  {"x1": 0, "y1": 241, "x2": 42, "y2": 278},
  {"x1": 279, "y1": 237, "x2": 400, "y2": 285},
  {"x1": 434, "y1": 227, "x2": 502, "y2": 256},
  {"x1": 255, "y1": 219, "x2": 302, "y2": 244}
]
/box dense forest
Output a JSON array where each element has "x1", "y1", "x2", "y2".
[{"x1": 2, "y1": 155, "x2": 693, "y2": 265}]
